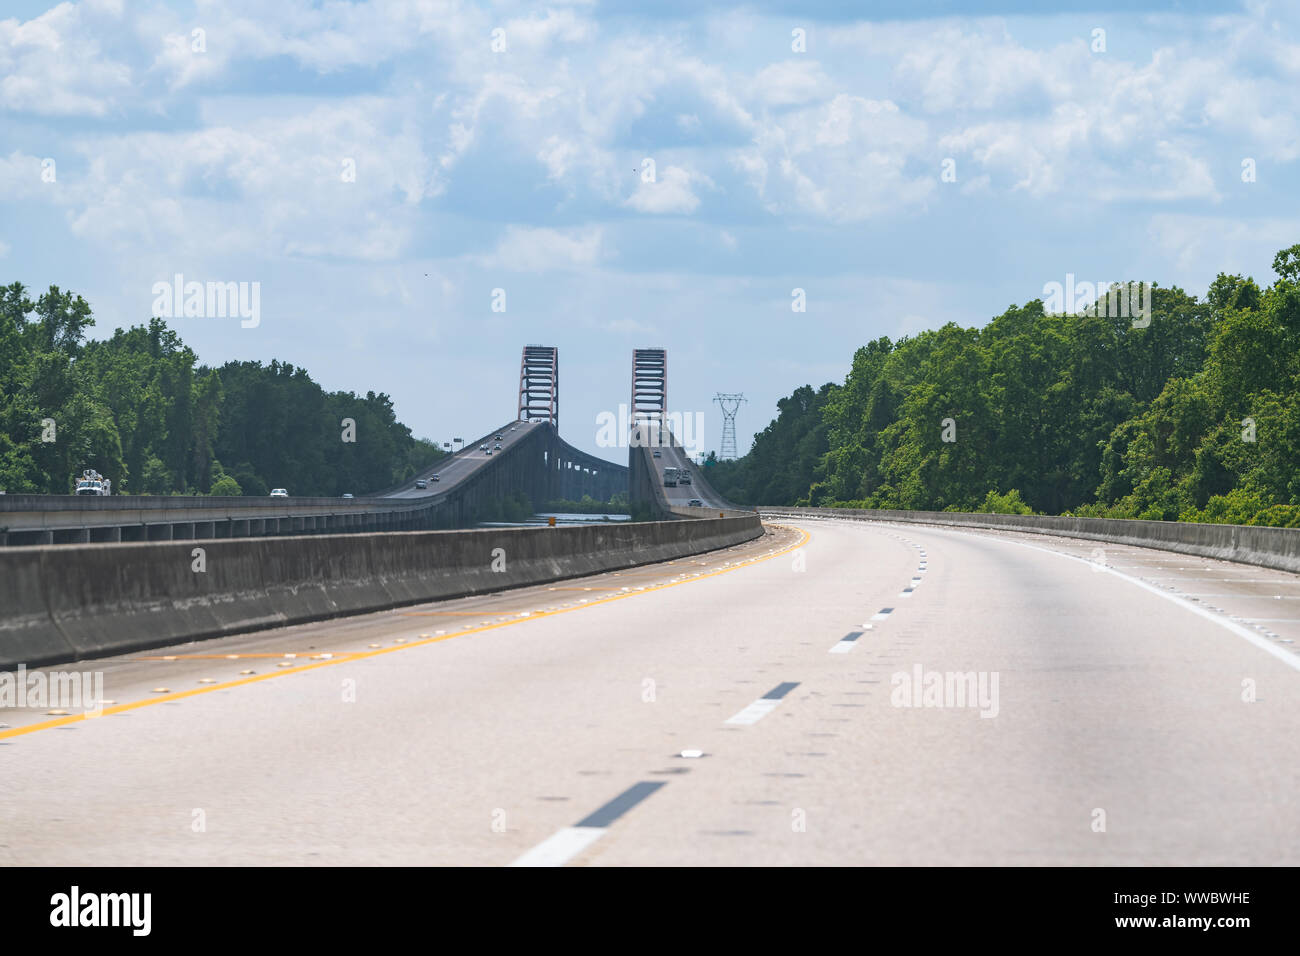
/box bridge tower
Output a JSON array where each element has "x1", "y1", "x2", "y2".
[
  {"x1": 631, "y1": 347, "x2": 668, "y2": 445},
  {"x1": 517, "y1": 345, "x2": 559, "y2": 428}
]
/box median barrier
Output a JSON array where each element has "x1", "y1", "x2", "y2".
[{"x1": 1, "y1": 514, "x2": 763, "y2": 669}]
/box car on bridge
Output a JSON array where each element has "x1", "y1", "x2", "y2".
[
  {"x1": 679, "y1": 471, "x2": 691, "y2": 484},
  {"x1": 494, "y1": 443, "x2": 502, "y2": 450},
  {"x1": 431, "y1": 474, "x2": 440, "y2": 482},
  {"x1": 415, "y1": 479, "x2": 428, "y2": 489},
  {"x1": 495, "y1": 435, "x2": 503, "y2": 441},
  {"x1": 480, "y1": 444, "x2": 487, "y2": 451},
  {"x1": 653, "y1": 450, "x2": 661, "y2": 458},
  {"x1": 688, "y1": 498, "x2": 704, "y2": 507},
  {"x1": 341, "y1": 493, "x2": 354, "y2": 499},
  {"x1": 270, "y1": 488, "x2": 288, "y2": 498}
]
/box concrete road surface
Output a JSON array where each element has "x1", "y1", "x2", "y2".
[{"x1": 3, "y1": 517, "x2": 1298, "y2": 865}]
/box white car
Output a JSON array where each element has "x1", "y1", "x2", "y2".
[{"x1": 270, "y1": 488, "x2": 288, "y2": 498}]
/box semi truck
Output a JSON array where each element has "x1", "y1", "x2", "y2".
[{"x1": 662, "y1": 466, "x2": 679, "y2": 487}]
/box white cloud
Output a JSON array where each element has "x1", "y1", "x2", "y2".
[
  {"x1": 1145, "y1": 213, "x2": 1299, "y2": 287},
  {"x1": 0, "y1": 2, "x2": 132, "y2": 115},
  {"x1": 737, "y1": 94, "x2": 935, "y2": 221},
  {"x1": 625, "y1": 165, "x2": 709, "y2": 215},
  {"x1": 750, "y1": 60, "x2": 831, "y2": 107},
  {"x1": 480, "y1": 225, "x2": 608, "y2": 272},
  {"x1": 39, "y1": 98, "x2": 442, "y2": 261}
]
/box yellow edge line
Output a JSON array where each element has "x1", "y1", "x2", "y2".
[{"x1": 1, "y1": 523, "x2": 808, "y2": 741}]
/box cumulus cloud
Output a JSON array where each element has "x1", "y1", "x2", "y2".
[
  {"x1": 625, "y1": 164, "x2": 709, "y2": 215},
  {"x1": 737, "y1": 94, "x2": 935, "y2": 221},
  {"x1": 0, "y1": 1, "x2": 133, "y2": 115},
  {"x1": 33, "y1": 98, "x2": 442, "y2": 261},
  {"x1": 480, "y1": 225, "x2": 609, "y2": 272},
  {"x1": 750, "y1": 60, "x2": 832, "y2": 107},
  {"x1": 2, "y1": 0, "x2": 1298, "y2": 267}
]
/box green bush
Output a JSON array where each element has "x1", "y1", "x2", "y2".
[
  {"x1": 977, "y1": 489, "x2": 1035, "y2": 514},
  {"x1": 210, "y1": 474, "x2": 242, "y2": 496}
]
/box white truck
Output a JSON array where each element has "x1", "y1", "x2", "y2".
[
  {"x1": 662, "y1": 466, "x2": 679, "y2": 487},
  {"x1": 74, "y1": 469, "x2": 111, "y2": 496}
]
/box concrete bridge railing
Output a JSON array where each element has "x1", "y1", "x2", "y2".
[
  {"x1": 1, "y1": 513, "x2": 763, "y2": 669},
  {"x1": 759, "y1": 507, "x2": 1300, "y2": 576}
]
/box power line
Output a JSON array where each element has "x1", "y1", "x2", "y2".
[{"x1": 714, "y1": 393, "x2": 747, "y2": 460}]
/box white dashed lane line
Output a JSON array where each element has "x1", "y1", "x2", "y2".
[
  {"x1": 509, "y1": 781, "x2": 667, "y2": 867},
  {"x1": 829, "y1": 631, "x2": 864, "y2": 654},
  {"x1": 724, "y1": 681, "x2": 801, "y2": 725}
]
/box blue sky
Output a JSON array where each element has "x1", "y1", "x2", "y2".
[{"x1": 2, "y1": 0, "x2": 1296, "y2": 460}]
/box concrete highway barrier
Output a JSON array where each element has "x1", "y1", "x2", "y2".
[
  {"x1": 760, "y1": 506, "x2": 1300, "y2": 575},
  {"x1": 0, "y1": 514, "x2": 763, "y2": 670}
]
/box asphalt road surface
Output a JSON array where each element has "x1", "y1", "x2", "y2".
[
  {"x1": 648, "y1": 441, "x2": 724, "y2": 509},
  {"x1": 383, "y1": 421, "x2": 539, "y2": 499},
  {"x1": 3, "y1": 516, "x2": 1298, "y2": 865}
]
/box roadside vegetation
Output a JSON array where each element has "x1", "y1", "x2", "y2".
[
  {"x1": 542, "y1": 492, "x2": 632, "y2": 515},
  {"x1": 708, "y1": 245, "x2": 1300, "y2": 528},
  {"x1": 0, "y1": 284, "x2": 443, "y2": 496}
]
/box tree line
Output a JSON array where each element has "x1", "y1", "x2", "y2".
[
  {"x1": 0, "y1": 282, "x2": 444, "y2": 496},
  {"x1": 706, "y1": 245, "x2": 1300, "y2": 527}
]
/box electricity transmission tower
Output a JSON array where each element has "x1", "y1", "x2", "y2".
[{"x1": 714, "y1": 393, "x2": 747, "y2": 460}]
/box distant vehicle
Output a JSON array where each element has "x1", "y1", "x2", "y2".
[
  {"x1": 663, "y1": 466, "x2": 679, "y2": 487},
  {"x1": 688, "y1": 498, "x2": 704, "y2": 508},
  {"x1": 494, "y1": 443, "x2": 502, "y2": 450},
  {"x1": 495, "y1": 435, "x2": 503, "y2": 441},
  {"x1": 480, "y1": 444, "x2": 487, "y2": 451},
  {"x1": 341, "y1": 493, "x2": 354, "y2": 499},
  {"x1": 678, "y1": 470, "x2": 691, "y2": 484},
  {"x1": 74, "y1": 469, "x2": 111, "y2": 496},
  {"x1": 431, "y1": 474, "x2": 440, "y2": 482},
  {"x1": 485, "y1": 449, "x2": 493, "y2": 456},
  {"x1": 270, "y1": 488, "x2": 288, "y2": 497},
  {"x1": 415, "y1": 479, "x2": 428, "y2": 489},
  {"x1": 652, "y1": 450, "x2": 661, "y2": 458}
]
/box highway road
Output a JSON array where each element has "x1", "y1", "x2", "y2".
[
  {"x1": 646, "y1": 437, "x2": 727, "y2": 510},
  {"x1": 3, "y1": 515, "x2": 1298, "y2": 865},
  {"x1": 382, "y1": 420, "x2": 541, "y2": 499}
]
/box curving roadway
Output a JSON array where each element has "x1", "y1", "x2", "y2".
[{"x1": 2, "y1": 515, "x2": 1298, "y2": 865}]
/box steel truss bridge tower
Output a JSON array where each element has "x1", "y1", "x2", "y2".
[
  {"x1": 631, "y1": 347, "x2": 668, "y2": 444},
  {"x1": 517, "y1": 345, "x2": 559, "y2": 428}
]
